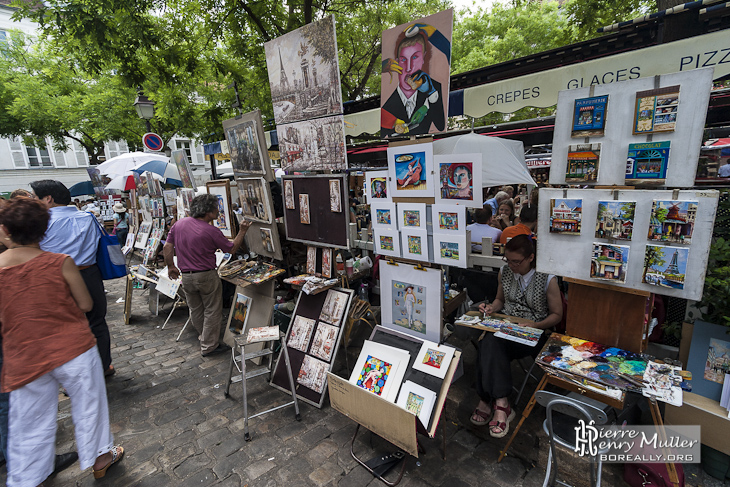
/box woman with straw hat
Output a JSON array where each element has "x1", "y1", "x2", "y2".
[{"x1": 112, "y1": 202, "x2": 129, "y2": 246}]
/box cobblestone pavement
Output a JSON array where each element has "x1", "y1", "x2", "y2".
[{"x1": 3, "y1": 277, "x2": 723, "y2": 487}]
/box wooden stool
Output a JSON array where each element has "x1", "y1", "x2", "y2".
[{"x1": 223, "y1": 327, "x2": 301, "y2": 441}]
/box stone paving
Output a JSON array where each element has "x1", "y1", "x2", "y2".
[{"x1": 3, "y1": 276, "x2": 725, "y2": 487}]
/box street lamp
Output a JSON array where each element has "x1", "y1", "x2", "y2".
[{"x1": 133, "y1": 92, "x2": 155, "y2": 133}]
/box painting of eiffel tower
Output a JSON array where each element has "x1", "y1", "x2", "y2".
[{"x1": 643, "y1": 245, "x2": 688, "y2": 290}]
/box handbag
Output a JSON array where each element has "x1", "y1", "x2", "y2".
[
  {"x1": 624, "y1": 463, "x2": 684, "y2": 487},
  {"x1": 92, "y1": 217, "x2": 128, "y2": 280}
]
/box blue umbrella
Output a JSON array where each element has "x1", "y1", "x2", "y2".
[
  {"x1": 131, "y1": 159, "x2": 183, "y2": 186},
  {"x1": 69, "y1": 181, "x2": 95, "y2": 197}
]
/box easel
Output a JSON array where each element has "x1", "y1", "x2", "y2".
[{"x1": 498, "y1": 279, "x2": 680, "y2": 487}]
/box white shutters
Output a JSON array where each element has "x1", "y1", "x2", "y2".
[
  {"x1": 71, "y1": 140, "x2": 89, "y2": 166},
  {"x1": 7, "y1": 137, "x2": 27, "y2": 168}
]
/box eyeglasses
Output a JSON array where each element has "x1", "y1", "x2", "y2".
[{"x1": 502, "y1": 256, "x2": 526, "y2": 266}]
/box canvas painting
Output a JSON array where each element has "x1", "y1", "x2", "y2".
[
  {"x1": 590, "y1": 242, "x2": 630, "y2": 283},
  {"x1": 401, "y1": 229, "x2": 428, "y2": 262},
  {"x1": 222, "y1": 110, "x2": 267, "y2": 178},
  {"x1": 278, "y1": 115, "x2": 347, "y2": 172},
  {"x1": 372, "y1": 202, "x2": 397, "y2": 229},
  {"x1": 595, "y1": 201, "x2": 635, "y2": 240},
  {"x1": 380, "y1": 9, "x2": 453, "y2": 137},
  {"x1": 329, "y1": 179, "x2": 342, "y2": 212},
  {"x1": 387, "y1": 142, "x2": 434, "y2": 198},
  {"x1": 434, "y1": 154, "x2": 482, "y2": 207},
  {"x1": 366, "y1": 170, "x2": 389, "y2": 202},
  {"x1": 643, "y1": 245, "x2": 689, "y2": 290},
  {"x1": 297, "y1": 355, "x2": 329, "y2": 394},
  {"x1": 625, "y1": 141, "x2": 670, "y2": 185},
  {"x1": 565, "y1": 143, "x2": 601, "y2": 183},
  {"x1": 264, "y1": 15, "x2": 342, "y2": 125},
  {"x1": 374, "y1": 229, "x2": 401, "y2": 257},
  {"x1": 288, "y1": 316, "x2": 316, "y2": 352},
  {"x1": 237, "y1": 178, "x2": 272, "y2": 224},
  {"x1": 207, "y1": 181, "x2": 233, "y2": 238},
  {"x1": 648, "y1": 200, "x2": 696, "y2": 244},
  {"x1": 433, "y1": 233, "x2": 468, "y2": 268},
  {"x1": 163, "y1": 190, "x2": 177, "y2": 207},
  {"x1": 704, "y1": 338, "x2": 730, "y2": 384},
  {"x1": 396, "y1": 381, "x2": 437, "y2": 428},
  {"x1": 391, "y1": 280, "x2": 427, "y2": 335},
  {"x1": 633, "y1": 86, "x2": 679, "y2": 135},
  {"x1": 319, "y1": 289, "x2": 349, "y2": 326},
  {"x1": 307, "y1": 246, "x2": 317, "y2": 275},
  {"x1": 412, "y1": 340, "x2": 456, "y2": 379},
  {"x1": 132, "y1": 172, "x2": 146, "y2": 197},
  {"x1": 171, "y1": 149, "x2": 196, "y2": 189},
  {"x1": 571, "y1": 95, "x2": 608, "y2": 138},
  {"x1": 284, "y1": 179, "x2": 295, "y2": 209},
  {"x1": 309, "y1": 322, "x2": 339, "y2": 362},
  {"x1": 300, "y1": 194, "x2": 311, "y2": 224},
  {"x1": 260, "y1": 228, "x2": 274, "y2": 253},
  {"x1": 321, "y1": 248, "x2": 332, "y2": 278},
  {"x1": 431, "y1": 204, "x2": 465, "y2": 233},
  {"x1": 549, "y1": 198, "x2": 582, "y2": 235},
  {"x1": 86, "y1": 167, "x2": 112, "y2": 197},
  {"x1": 397, "y1": 203, "x2": 427, "y2": 230},
  {"x1": 229, "y1": 293, "x2": 252, "y2": 334},
  {"x1": 134, "y1": 222, "x2": 152, "y2": 249}
]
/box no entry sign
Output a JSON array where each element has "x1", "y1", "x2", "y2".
[{"x1": 143, "y1": 133, "x2": 164, "y2": 152}]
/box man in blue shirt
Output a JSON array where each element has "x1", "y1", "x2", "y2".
[
  {"x1": 483, "y1": 190, "x2": 509, "y2": 215},
  {"x1": 30, "y1": 180, "x2": 114, "y2": 377}
]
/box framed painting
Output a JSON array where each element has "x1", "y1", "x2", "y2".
[
  {"x1": 433, "y1": 233, "x2": 468, "y2": 268},
  {"x1": 400, "y1": 228, "x2": 429, "y2": 262},
  {"x1": 590, "y1": 242, "x2": 630, "y2": 283},
  {"x1": 380, "y1": 263, "x2": 442, "y2": 343},
  {"x1": 374, "y1": 228, "x2": 401, "y2": 258},
  {"x1": 366, "y1": 170, "x2": 389, "y2": 203},
  {"x1": 397, "y1": 203, "x2": 427, "y2": 230},
  {"x1": 277, "y1": 115, "x2": 347, "y2": 172},
  {"x1": 648, "y1": 200, "x2": 696, "y2": 244},
  {"x1": 549, "y1": 198, "x2": 582, "y2": 236},
  {"x1": 434, "y1": 153, "x2": 482, "y2": 207},
  {"x1": 380, "y1": 9, "x2": 453, "y2": 138},
  {"x1": 371, "y1": 202, "x2": 397, "y2": 230},
  {"x1": 171, "y1": 149, "x2": 196, "y2": 189},
  {"x1": 206, "y1": 180, "x2": 234, "y2": 238},
  {"x1": 387, "y1": 142, "x2": 435, "y2": 199},
  {"x1": 236, "y1": 177, "x2": 272, "y2": 224},
  {"x1": 595, "y1": 201, "x2": 635, "y2": 240},
  {"x1": 633, "y1": 86, "x2": 679, "y2": 135},
  {"x1": 431, "y1": 204, "x2": 465, "y2": 233},
  {"x1": 329, "y1": 179, "x2": 342, "y2": 212},
  {"x1": 222, "y1": 109, "x2": 274, "y2": 181}
]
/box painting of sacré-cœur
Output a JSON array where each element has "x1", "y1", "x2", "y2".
[{"x1": 264, "y1": 15, "x2": 343, "y2": 125}]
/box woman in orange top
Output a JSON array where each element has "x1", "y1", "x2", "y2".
[{"x1": 0, "y1": 198, "x2": 123, "y2": 486}]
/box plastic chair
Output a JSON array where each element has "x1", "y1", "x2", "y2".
[{"x1": 535, "y1": 391, "x2": 609, "y2": 487}]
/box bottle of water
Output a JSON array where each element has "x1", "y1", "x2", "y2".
[{"x1": 358, "y1": 283, "x2": 368, "y2": 301}]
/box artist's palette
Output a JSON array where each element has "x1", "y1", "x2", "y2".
[{"x1": 537, "y1": 333, "x2": 647, "y2": 389}]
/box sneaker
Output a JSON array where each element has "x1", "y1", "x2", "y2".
[{"x1": 201, "y1": 344, "x2": 231, "y2": 357}]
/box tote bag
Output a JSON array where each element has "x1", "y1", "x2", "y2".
[{"x1": 93, "y1": 218, "x2": 128, "y2": 279}]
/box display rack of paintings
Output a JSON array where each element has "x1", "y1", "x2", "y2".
[
  {"x1": 271, "y1": 287, "x2": 355, "y2": 407},
  {"x1": 565, "y1": 143, "x2": 601, "y2": 183},
  {"x1": 380, "y1": 263, "x2": 442, "y2": 343},
  {"x1": 642, "y1": 245, "x2": 688, "y2": 290},
  {"x1": 590, "y1": 242, "x2": 630, "y2": 284},
  {"x1": 365, "y1": 170, "x2": 389, "y2": 203},
  {"x1": 433, "y1": 233, "x2": 468, "y2": 268},
  {"x1": 380, "y1": 9, "x2": 453, "y2": 138},
  {"x1": 431, "y1": 204, "x2": 466, "y2": 233},
  {"x1": 206, "y1": 180, "x2": 234, "y2": 238},
  {"x1": 625, "y1": 142, "x2": 671, "y2": 185},
  {"x1": 433, "y1": 153, "x2": 482, "y2": 207},
  {"x1": 401, "y1": 229, "x2": 429, "y2": 262},
  {"x1": 571, "y1": 95, "x2": 608, "y2": 138},
  {"x1": 171, "y1": 149, "x2": 196, "y2": 189},
  {"x1": 374, "y1": 228, "x2": 401, "y2": 258},
  {"x1": 387, "y1": 142, "x2": 434, "y2": 199},
  {"x1": 595, "y1": 201, "x2": 635, "y2": 240},
  {"x1": 549, "y1": 198, "x2": 582, "y2": 236},
  {"x1": 371, "y1": 202, "x2": 397, "y2": 230},
  {"x1": 222, "y1": 109, "x2": 274, "y2": 182},
  {"x1": 648, "y1": 200, "x2": 696, "y2": 244},
  {"x1": 397, "y1": 203, "x2": 427, "y2": 231},
  {"x1": 236, "y1": 177, "x2": 272, "y2": 224},
  {"x1": 282, "y1": 175, "x2": 350, "y2": 249},
  {"x1": 633, "y1": 86, "x2": 679, "y2": 135}
]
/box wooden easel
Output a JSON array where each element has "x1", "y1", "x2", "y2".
[{"x1": 498, "y1": 279, "x2": 680, "y2": 487}]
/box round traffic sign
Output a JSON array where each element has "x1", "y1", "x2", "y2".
[{"x1": 143, "y1": 133, "x2": 164, "y2": 152}]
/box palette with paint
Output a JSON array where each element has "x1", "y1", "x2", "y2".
[{"x1": 536, "y1": 333, "x2": 647, "y2": 389}]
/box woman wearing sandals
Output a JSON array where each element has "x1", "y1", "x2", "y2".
[
  {"x1": 0, "y1": 198, "x2": 123, "y2": 485},
  {"x1": 472, "y1": 234, "x2": 562, "y2": 438}
]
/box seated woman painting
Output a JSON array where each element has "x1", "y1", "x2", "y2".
[{"x1": 472, "y1": 235, "x2": 562, "y2": 438}]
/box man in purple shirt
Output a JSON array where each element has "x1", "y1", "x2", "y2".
[{"x1": 164, "y1": 194, "x2": 251, "y2": 356}]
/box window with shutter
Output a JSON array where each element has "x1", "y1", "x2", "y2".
[
  {"x1": 194, "y1": 141, "x2": 205, "y2": 166},
  {"x1": 72, "y1": 140, "x2": 89, "y2": 166},
  {"x1": 118, "y1": 140, "x2": 129, "y2": 153},
  {"x1": 7, "y1": 138, "x2": 27, "y2": 168},
  {"x1": 53, "y1": 146, "x2": 67, "y2": 167},
  {"x1": 106, "y1": 141, "x2": 119, "y2": 161},
  {"x1": 26, "y1": 145, "x2": 53, "y2": 168}
]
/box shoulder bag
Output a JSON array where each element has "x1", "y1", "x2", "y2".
[{"x1": 92, "y1": 217, "x2": 128, "y2": 280}]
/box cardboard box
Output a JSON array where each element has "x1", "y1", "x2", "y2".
[{"x1": 664, "y1": 392, "x2": 730, "y2": 456}]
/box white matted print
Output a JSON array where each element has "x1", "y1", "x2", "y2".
[
  {"x1": 412, "y1": 341, "x2": 456, "y2": 379},
  {"x1": 401, "y1": 229, "x2": 429, "y2": 262},
  {"x1": 371, "y1": 202, "x2": 397, "y2": 229},
  {"x1": 297, "y1": 355, "x2": 329, "y2": 394},
  {"x1": 397, "y1": 203, "x2": 427, "y2": 230},
  {"x1": 433, "y1": 233, "x2": 468, "y2": 268},
  {"x1": 319, "y1": 289, "x2": 350, "y2": 326},
  {"x1": 434, "y1": 153, "x2": 482, "y2": 207},
  {"x1": 349, "y1": 340, "x2": 411, "y2": 402},
  {"x1": 396, "y1": 380, "x2": 437, "y2": 428},
  {"x1": 287, "y1": 316, "x2": 316, "y2": 352},
  {"x1": 387, "y1": 142, "x2": 434, "y2": 198},
  {"x1": 374, "y1": 228, "x2": 401, "y2": 258},
  {"x1": 380, "y1": 264, "x2": 442, "y2": 343},
  {"x1": 366, "y1": 170, "x2": 389, "y2": 202},
  {"x1": 431, "y1": 204, "x2": 466, "y2": 233},
  {"x1": 309, "y1": 322, "x2": 339, "y2": 362}
]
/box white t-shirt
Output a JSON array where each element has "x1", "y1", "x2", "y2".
[
  {"x1": 466, "y1": 223, "x2": 502, "y2": 252},
  {"x1": 719, "y1": 164, "x2": 730, "y2": 178}
]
